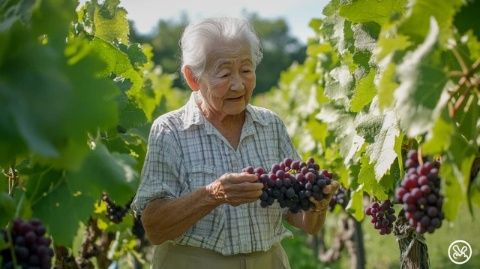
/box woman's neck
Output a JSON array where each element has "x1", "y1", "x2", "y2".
[{"x1": 197, "y1": 99, "x2": 246, "y2": 128}]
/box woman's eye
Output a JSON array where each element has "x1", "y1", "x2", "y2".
[{"x1": 220, "y1": 73, "x2": 230, "y2": 78}]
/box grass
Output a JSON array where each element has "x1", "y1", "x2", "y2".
[{"x1": 284, "y1": 205, "x2": 480, "y2": 269}]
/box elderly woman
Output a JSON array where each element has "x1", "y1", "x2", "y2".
[{"x1": 132, "y1": 17, "x2": 339, "y2": 269}]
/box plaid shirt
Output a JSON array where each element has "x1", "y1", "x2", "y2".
[{"x1": 132, "y1": 92, "x2": 300, "y2": 255}]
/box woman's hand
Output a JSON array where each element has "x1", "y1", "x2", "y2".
[
  {"x1": 309, "y1": 180, "x2": 340, "y2": 213},
  {"x1": 206, "y1": 172, "x2": 263, "y2": 206}
]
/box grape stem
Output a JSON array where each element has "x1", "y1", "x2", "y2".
[
  {"x1": 5, "y1": 223, "x2": 19, "y2": 268},
  {"x1": 417, "y1": 147, "x2": 424, "y2": 166},
  {"x1": 451, "y1": 47, "x2": 468, "y2": 75},
  {"x1": 448, "y1": 57, "x2": 480, "y2": 117},
  {"x1": 7, "y1": 164, "x2": 17, "y2": 196}
]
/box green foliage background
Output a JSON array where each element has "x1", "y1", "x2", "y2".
[{"x1": 1, "y1": 0, "x2": 480, "y2": 268}]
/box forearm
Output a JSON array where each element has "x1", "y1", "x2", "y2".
[
  {"x1": 141, "y1": 187, "x2": 219, "y2": 245},
  {"x1": 284, "y1": 207, "x2": 328, "y2": 235}
]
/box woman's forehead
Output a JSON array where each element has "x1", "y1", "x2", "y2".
[{"x1": 205, "y1": 40, "x2": 252, "y2": 65}]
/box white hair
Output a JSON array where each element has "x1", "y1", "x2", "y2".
[{"x1": 180, "y1": 17, "x2": 263, "y2": 79}]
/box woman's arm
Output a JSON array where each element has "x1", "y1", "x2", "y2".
[
  {"x1": 141, "y1": 187, "x2": 217, "y2": 245},
  {"x1": 283, "y1": 181, "x2": 339, "y2": 234},
  {"x1": 141, "y1": 172, "x2": 263, "y2": 245}
]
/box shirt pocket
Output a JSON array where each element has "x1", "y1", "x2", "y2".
[
  {"x1": 187, "y1": 164, "x2": 222, "y2": 190},
  {"x1": 186, "y1": 165, "x2": 226, "y2": 238}
]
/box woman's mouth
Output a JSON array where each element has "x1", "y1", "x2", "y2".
[{"x1": 226, "y1": 96, "x2": 243, "y2": 101}]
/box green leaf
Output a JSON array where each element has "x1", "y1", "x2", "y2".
[
  {"x1": 358, "y1": 155, "x2": 389, "y2": 200},
  {"x1": 323, "y1": 0, "x2": 340, "y2": 16},
  {"x1": 352, "y1": 23, "x2": 377, "y2": 53},
  {"x1": 308, "y1": 18, "x2": 322, "y2": 34},
  {"x1": 394, "y1": 18, "x2": 450, "y2": 137},
  {"x1": 316, "y1": 106, "x2": 364, "y2": 163},
  {"x1": 454, "y1": 95, "x2": 479, "y2": 142},
  {"x1": 93, "y1": 1, "x2": 129, "y2": 44},
  {"x1": 398, "y1": 0, "x2": 464, "y2": 44},
  {"x1": 355, "y1": 114, "x2": 383, "y2": 143},
  {"x1": 346, "y1": 184, "x2": 364, "y2": 221},
  {"x1": 365, "y1": 111, "x2": 400, "y2": 179},
  {"x1": 339, "y1": 0, "x2": 407, "y2": 25},
  {"x1": 454, "y1": 0, "x2": 480, "y2": 39},
  {"x1": 394, "y1": 132, "x2": 405, "y2": 176},
  {"x1": 0, "y1": 192, "x2": 15, "y2": 227},
  {"x1": 0, "y1": 0, "x2": 37, "y2": 31},
  {"x1": 377, "y1": 61, "x2": 398, "y2": 109},
  {"x1": 305, "y1": 118, "x2": 328, "y2": 149},
  {"x1": 423, "y1": 111, "x2": 454, "y2": 155},
  {"x1": 441, "y1": 161, "x2": 464, "y2": 220},
  {"x1": 350, "y1": 71, "x2": 376, "y2": 112},
  {"x1": 25, "y1": 166, "x2": 64, "y2": 206},
  {"x1": 324, "y1": 65, "x2": 354, "y2": 102},
  {"x1": 68, "y1": 144, "x2": 137, "y2": 205},
  {"x1": 32, "y1": 181, "x2": 95, "y2": 246},
  {"x1": 440, "y1": 133, "x2": 477, "y2": 220},
  {"x1": 376, "y1": 33, "x2": 411, "y2": 60}
]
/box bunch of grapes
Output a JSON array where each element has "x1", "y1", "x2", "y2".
[
  {"x1": 102, "y1": 192, "x2": 130, "y2": 224},
  {"x1": 132, "y1": 216, "x2": 145, "y2": 240},
  {"x1": 366, "y1": 200, "x2": 396, "y2": 235},
  {"x1": 329, "y1": 187, "x2": 348, "y2": 211},
  {"x1": 243, "y1": 157, "x2": 333, "y2": 213},
  {"x1": 0, "y1": 218, "x2": 54, "y2": 269},
  {"x1": 395, "y1": 150, "x2": 444, "y2": 234}
]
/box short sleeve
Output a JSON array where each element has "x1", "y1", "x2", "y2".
[
  {"x1": 276, "y1": 116, "x2": 301, "y2": 161},
  {"x1": 131, "y1": 120, "x2": 186, "y2": 216}
]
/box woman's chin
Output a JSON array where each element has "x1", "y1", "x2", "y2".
[{"x1": 224, "y1": 104, "x2": 246, "y2": 115}]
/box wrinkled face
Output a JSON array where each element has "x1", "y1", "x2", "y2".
[{"x1": 197, "y1": 39, "x2": 256, "y2": 116}]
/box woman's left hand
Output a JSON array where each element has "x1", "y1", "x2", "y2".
[{"x1": 309, "y1": 180, "x2": 340, "y2": 212}]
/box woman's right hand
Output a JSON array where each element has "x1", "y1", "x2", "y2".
[{"x1": 205, "y1": 173, "x2": 264, "y2": 206}]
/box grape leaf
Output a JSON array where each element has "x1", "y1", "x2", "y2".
[
  {"x1": 454, "y1": 0, "x2": 480, "y2": 39},
  {"x1": 324, "y1": 65, "x2": 354, "y2": 102},
  {"x1": 358, "y1": 155, "x2": 389, "y2": 200},
  {"x1": 422, "y1": 111, "x2": 454, "y2": 155},
  {"x1": 394, "y1": 18, "x2": 450, "y2": 137},
  {"x1": 377, "y1": 59, "x2": 398, "y2": 109},
  {"x1": 32, "y1": 181, "x2": 95, "y2": 247},
  {"x1": 68, "y1": 144, "x2": 137, "y2": 205},
  {"x1": 339, "y1": 0, "x2": 407, "y2": 25},
  {"x1": 346, "y1": 184, "x2": 365, "y2": 221},
  {"x1": 93, "y1": 0, "x2": 129, "y2": 44},
  {"x1": 350, "y1": 71, "x2": 376, "y2": 112},
  {"x1": 365, "y1": 111, "x2": 400, "y2": 179},
  {"x1": 398, "y1": 0, "x2": 464, "y2": 43},
  {"x1": 0, "y1": 192, "x2": 15, "y2": 227}
]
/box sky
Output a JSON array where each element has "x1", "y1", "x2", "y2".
[{"x1": 119, "y1": 0, "x2": 330, "y2": 43}]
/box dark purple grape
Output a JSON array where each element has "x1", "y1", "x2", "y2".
[
  {"x1": 396, "y1": 150, "x2": 444, "y2": 234},
  {"x1": 0, "y1": 219, "x2": 54, "y2": 269},
  {"x1": 366, "y1": 200, "x2": 395, "y2": 235},
  {"x1": 247, "y1": 158, "x2": 334, "y2": 213}
]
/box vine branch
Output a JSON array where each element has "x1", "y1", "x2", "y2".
[{"x1": 448, "y1": 57, "x2": 480, "y2": 118}]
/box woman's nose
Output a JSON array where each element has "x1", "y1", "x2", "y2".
[{"x1": 230, "y1": 73, "x2": 245, "y2": 91}]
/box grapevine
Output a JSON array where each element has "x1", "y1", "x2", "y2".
[{"x1": 0, "y1": 219, "x2": 54, "y2": 269}]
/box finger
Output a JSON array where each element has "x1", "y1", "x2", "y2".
[
  {"x1": 225, "y1": 173, "x2": 259, "y2": 183},
  {"x1": 309, "y1": 196, "x2": 329, "y2": 210},
  {"x1": 230, "y1": 182, "x2": 264, "y2": 192},
  {"x1": 226, "y1": 191, "x2": 263, "y2": 203},
  {"x1": 323, "y1": 181, "x2": 339, "y2": 195}
]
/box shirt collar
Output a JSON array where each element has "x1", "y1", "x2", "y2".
[{"x1": 182, "y1": 92, "x2": 269, "y2": 131}]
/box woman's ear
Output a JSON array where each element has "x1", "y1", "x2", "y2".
[{"x1": 183, "y1": 66, "x2": 200, "y2": 91}]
